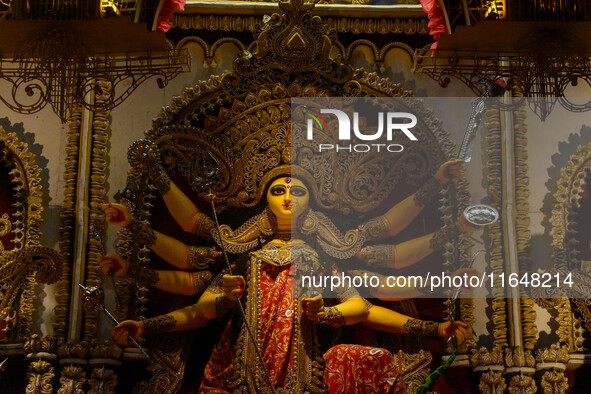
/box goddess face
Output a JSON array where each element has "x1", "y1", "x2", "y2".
[{"x1": 266, "y1": 177, "x2": 309, "y2": 222}]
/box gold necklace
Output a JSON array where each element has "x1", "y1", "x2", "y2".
[{"x1": 274, "y1": 230, "x2": 291, "y2": 241}]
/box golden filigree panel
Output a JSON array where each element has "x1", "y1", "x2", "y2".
[{"x1": 0, "y1": 127, "x2": 62, "y2": 343}]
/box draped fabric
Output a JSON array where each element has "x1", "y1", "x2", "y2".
[
  {"x1": 156, "y1": 0, "x2": 186, "y2": 32},
  {"x1": 419, "y1": 0, "x2": 448, "y2": 48},
  {"x1": 199, "y1": 242, "x2": 404, "y2": 393},
  {"x1": 324, "y1": 345, "x2": 405, "y2": 394}
]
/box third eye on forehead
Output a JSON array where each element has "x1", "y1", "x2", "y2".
[{"x1": 269, "y1": 184, "x2": 308, "y2": 196}]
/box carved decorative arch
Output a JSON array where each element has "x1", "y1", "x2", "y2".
[
  {"x1": 0, "y1": 126, "x2": 62, "y2": 343},
  {"x1": 550, "y1": 143, "x2": 591, "y2": 270},
  {"x1": 549, "y1": 143, "x2": 591, "y2": 338},
  {"x1": 118, "y1": 0, "x2": 472, "y2": 391}
]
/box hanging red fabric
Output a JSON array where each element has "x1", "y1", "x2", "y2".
[
  {"x1": 157, "y1": 0, "x2": 187, "y2": 32},
  {"x1": 419, "y1": 0, "x2": 448, "y2": 49}
]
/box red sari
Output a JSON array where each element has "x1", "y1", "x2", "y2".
[{"x1": 199, "y1": 242, "x2": 404, "y2": 393}]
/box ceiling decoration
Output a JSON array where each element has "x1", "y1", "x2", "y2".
[
  {"x1": 415, "y1": 0, "x2": 591, "y2": 121},
  {"x1": 0, "y1": 26, "x2": 189, "y2": 122}
]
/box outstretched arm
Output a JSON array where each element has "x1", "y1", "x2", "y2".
[
  {"x1": 147, "y1": 167, "x2": 215, "y2": 238},
  {"x1": 357, "y1": 215, "x2": 481, "y2": 270},
  {"x1": 98, "y1": 255, "x2": 211, "y2": 295},
  {"x1": 162, "y1": 181, "x2": 214, "y2": 236},
  {"x1": 111, "y1": 291, "x2": 218, "y2": 345},
  {"x1": 111, "y1": 274, "x2": 246, "y2": 346},
  {"x1": 361, "y1": 160, "x2": 464, "y2": 239},
  {"x1": 302, "y1": 297, "x2": 368, "y2": 327},
  {"x1": 363, "y1": 304, "x2": 471, "y2": 344},
  {"x1": 103, "y1": 203, "x2": 220, "y2": 270}
]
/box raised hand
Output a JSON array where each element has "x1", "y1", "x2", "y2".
[
  {"x1": 438, "y1": 320, "x2": 472, "y2": 345},
  {"x1": 457, "y1": 214, "x2": 482, "y2": 233},
  {"x1": 98, "y1": 255, "x2": 129, "y2": 278},
  {"x1": 302, "y1": 295, "x2": 324, "y2": 321},
  {"x1": 434, "y1": 159, "x2": 464, "y2": 184},
  {"x1": 103, "y1": 203, "x2": 132, "y2": 227},
  {"x1": 221, "y1": 275, "x2": 246, "y2": 302},
  {"x1": 111, "y1": 320, "x2": 143, "y2": 346}
]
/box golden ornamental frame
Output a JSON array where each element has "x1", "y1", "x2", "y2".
[{"x1": 0, "y1": 126, "x2": 62, "y2": 344}]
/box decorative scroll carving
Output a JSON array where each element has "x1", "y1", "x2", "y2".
[
  {"x1": 551, "y1": 298, "x2": 575, "y2": 350},
  {"x1": 88, "y1": 367, "x2": 118, "y2": 394},
  {"x1": 25, "y1": 335, "x2": 57, "y2": 394},
  {"x1": 471, "y1": 344, "x2": 505, "y2": 367},
  {"x1": 536, "y1": 343, "x2": 569, "y2": 364},
  {"x1": 0, "y1": 246, "x2": 63, "y2": 341},
  {"x1": 508, "y1": 374, "x2": 537, "y2": 394},
  {"x1": 58, "y1": 365, "x2": 86, "y2": 394},
  {"x1": 510, "y1": 109, "x2": 537, "y2": 350},
  {"x1": 0, "y1": 126, "x2": 44, "y2": 248},
  {"x1": 0, "y1": 213, "x2": 11, "y2": 252},
  {"x1": 479, "y1": 370, "x2": 507, "y2": 394},
  {"x1": 26, "y1": 360, "x2": 55, "y2": 394},
  {"x1": 550, "y1": 145, "x2": 591, "y2": 268},
  {"x1": 536, "y1": 344, "x2": 569, "y2": 393},
  {"x1": 547, "y1": 142, "x2": 591, "y2": 335},
  {"x1": 53, "y1": 105, "x2": 83, "y2": 340},
  {"x1": 88, "y1": 341, "x2": 122, "y2": 394},
  {"x1": 505, "y1": 346, "x2": 535, "y2": 368},
  {"x1": 172, "y1": 13, "x2": 429, "y2": 37},
  {"x1": 540, "y1": 370, "x2": 568, "y2": 394},
  {"x1": 0, "y1": 126, "x2": 52, "y2": 342},
  {"x1": 57, "y1": 341, "x2": 89, "y2": 394}
]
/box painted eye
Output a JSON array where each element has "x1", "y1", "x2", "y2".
[
  {"x1": 291, "y1": 186, "x2": 307, "y2": 197},
  {"x1": 270, "y1": 185, "x2": 286, "y2": 196}
]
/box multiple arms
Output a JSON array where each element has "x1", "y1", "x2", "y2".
[
  {"x1": 103, "y1": 203, "x2": 219, "y2": 270},
  {"x1": 112, "y1": 275, "x2": 244, "y2": 346},
  {"x1": 363, "y1": 160, "x2": 464, "y2": 239},
  {"x1": 357, "y1": 215, "x2": 481, "y2": 270},
  {"x1": 98, "y1": 255, "x2": 211, "y2": 296},
  {"x1": 104, "y1": 159, "x2": 475, "y2": 347}
]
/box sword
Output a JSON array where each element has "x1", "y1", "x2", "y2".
[{"x1": 457, "y1": 78, "x2": 505, "y2": 162}]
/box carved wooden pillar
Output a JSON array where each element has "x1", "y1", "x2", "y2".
[
  {"x1": 87, "y1": 341, "x2": 122, "y2": 394},
  {"x1": 536, "y1": 344, "x2": 569, "y2": 394},
  {"x1": 471, "y1": 345, "x2": 506, "y2": 393},
  {"x1": 24, "y1": 335, "x2": 57, "y2": 394},
  {"x1": 57, "y1": 341, "x2": 88, "y2": 394},
  {"x1": 505, "y1": 346, "x2": 536, "y2": 393}
]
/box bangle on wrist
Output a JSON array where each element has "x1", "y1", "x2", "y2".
[
  {"x1": 215, "y1": 293, "x2": 236, "y2": 317},
  {"x1": 126, "y1": 217, "x2": 157, "y2": 247},
  {"x1": 187, "y1": 246, "x2": 219, "y2": 269},
  {"x1": 358, "y1": 244, "x2": 396, "y2": 268},
  {"x1": 317, "y1": 307, "x2": 346, "y2": 327},
  {"x1": 142, "y1": 315, "x2": 177, "y2": 336},
  {"x1": 149, "y1": 164, "x2": 171, "y2": 195},
  {"x1": 403, "y1": 318, "x2": 440, "y2": 337},
  {"x1": 191, "y1": 213, "x2": 215, "y2": 240},
  {"x1": 128, "y1": 265, "x2": 160, "y2": 287},
  {"x1": 359, "y1": 216, "x2": 390, "y2": 241},
  {"x1": 429, "y1": 224, "x2": 460, "y2": 251},
  {"x1": 192, "y1": 271, "x2": 212, "y2": 294},
  {"x1": 413, "y1": 177, "x2": 442, "y2": 207}
]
